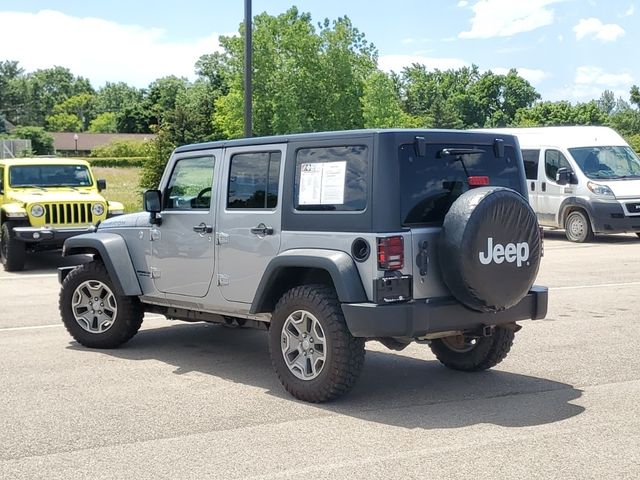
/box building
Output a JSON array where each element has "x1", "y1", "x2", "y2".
[{"x1": 50, "y1": 132, "x2": 155, "y2": 156}]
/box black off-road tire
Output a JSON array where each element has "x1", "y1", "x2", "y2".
[
  {"x1": 59, "y1": 261, "x2": 143, "y2": 348},
  {"x1": 429, "y1": 326, "x2": 516, "y2": 372},
  {"x1": 565, "y1": 210, "x2": 594, "y2": 243},
  {"x1": 268, "y1": 284, "x2": 365, "y2": 402},
  {"x1": 1, "y1": 221, "x2": 27, "y2": 272}
]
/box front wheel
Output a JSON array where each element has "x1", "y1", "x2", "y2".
[
  {"x1": 59, "y1": 261, "x2": 143, "y2": 348},
  {"x1": 1, "y1": 221, "x2": 27, "y2": 272},
  {"x1": 565, "y1": 210, "x2": 594, "y2": 243},
  {"x1": 268, "y1": 284, "x2": 365, "y2": 402},
  {"x1": 429, "y1": 326, "x2": 516, "y2": 372}
]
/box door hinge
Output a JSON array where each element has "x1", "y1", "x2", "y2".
[
  {"x1": 216, "y1": 232, "x2": 229, "y2": 245},
  {"x1": 150, "y1": 267, "x2": 161, "y2": 279},
  {"x1": 150, "y1": 228, "x2": 161, "y2": 241},
  {"x1": 217, "y1": 274, "x2": 230, "y2": 286}
]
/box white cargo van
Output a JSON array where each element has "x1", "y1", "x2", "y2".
[{"x1": 484, "y1": 126, "x2": 640, "y2": 242}]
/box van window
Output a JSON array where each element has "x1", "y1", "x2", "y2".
[
  {"x1": 521, "y1": 149, "x2": 540, "y2": 180},
  {"x1": 545, "y1": 150, "x2": 571, "y2": 182},
  {"x1": 228, "y1": 151, "x2": 281, "y2": 209}
]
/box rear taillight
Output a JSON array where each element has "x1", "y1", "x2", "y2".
[
  {"x1": 468, "y1": 176, "x2": 490, "y2": 187},
  {"x1": 377, "y1": 236, "x2": 404, "y2": 270}
]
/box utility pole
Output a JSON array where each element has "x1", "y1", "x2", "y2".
[{"x1": 244, "y1": 0, "x2": 252, "y2": 137}]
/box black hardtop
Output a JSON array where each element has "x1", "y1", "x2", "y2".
[{"x1": 174, "y1": 128, "x2": 520, "y2": 154}]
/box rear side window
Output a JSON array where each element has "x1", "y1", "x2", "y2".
[
  {"x1": 294, "y1": 146, "x2": 368, "y2": 211},
  {"x1": 227, "y1": 151, "x2": 281, "y2": 209},
  {"x1": 400, "y1": 143, "x2": 521, "y2": 226},
  {"x1": 545, "y1": 150, "x2": 571, "y2": 181},
  {"x1": 521, "y1": 149, "x2": 540, "y2": 180}
]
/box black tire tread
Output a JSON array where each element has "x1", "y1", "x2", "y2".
[
  {"x1": 59, "y1": 261, "x2": 143, "y2": 349},
  {"x1": 1, "y1": 221, "x2": 27, "y2": 272},
  {"x1": 565, "y1": 210, "x2": 594, "y2": 243},
  {"x1": 430, "y1": 327, "x2": 515, "y2": 372},
  {"x1": 270, "y1": 284, "x2": 365, "y2": 403}
]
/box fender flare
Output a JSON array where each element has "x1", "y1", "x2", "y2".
[
  {"x1": 250, "y1": 249, "x2": 367, "y2": 314},
  {"x1": 62, "y1": 233, "x2": 142, "y2": 296}
]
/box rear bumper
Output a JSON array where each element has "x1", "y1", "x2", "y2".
[
  {"x1": 13, "y1": 226, "x2": 94, "y2": 244},
  {"x1": 341, "y1": 286, "x2": 548, "y2": 338}
]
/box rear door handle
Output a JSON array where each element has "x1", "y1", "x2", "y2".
[
  {"x1": 250, "y1": 223, "x2": 274, "y2": 236},
  {"x1": 193, "y1": 223, "x2": 213, "y2": 234},
  {"x1": 530, "y1": 181, "x2": 535, "y2": 191}
]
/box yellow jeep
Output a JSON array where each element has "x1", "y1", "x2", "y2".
[{"x1": 0, "y1": 158, "x2": 124, "y2": 271}]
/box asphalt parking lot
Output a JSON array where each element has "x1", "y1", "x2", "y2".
[{"x1": 1, "y1": 232, "x2": 640, "y2": 479}]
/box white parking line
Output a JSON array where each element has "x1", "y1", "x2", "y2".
[
  {"x1": 0, "y1": 324, "x2": 62, "y2": 332},
  {"x1": 0, "y1": 314, "x2": 166, "y2": 332},
  {"x1": 551, "y1": 281, "x2": 640, "y2": 291},
  {"x1": 0, "y1": 273, "x2": 58, "y2": 280}
]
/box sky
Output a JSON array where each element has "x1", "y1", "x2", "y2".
[{"x1": 0, "y1": 0, "x2": 637, "y2": 103}]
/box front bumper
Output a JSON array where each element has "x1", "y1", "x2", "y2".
[
  {"x1": 13, "y1": 226, "x2": 94, "y2": 244},
  {"x1": 341, "y1": 286, "x2": 548, "y2": 338},
  {"x1": 590, "y1": 202, "x2": 640, "y2": 233}
]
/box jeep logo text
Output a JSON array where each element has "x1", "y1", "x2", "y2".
[{"x1": 478, "y1": 237, "x2": 530, "y2": 267}]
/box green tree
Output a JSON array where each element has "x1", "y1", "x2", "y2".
[
  {"x1": 214, "y1": 7, "x2": 377, "y2": 137},
  {"x1": 513, "y1": 100, "x2": 607, "y2": 127},
  {"x1": 88, "y1": 112, "x2": 118, "y2": 133},
  {"x1": 140, "y1": 126, "x2": 176, "y2": 190},
  {"x1": 597, "y1": 90, "x2": 616, "y2": 115},
  {"x1": 10, "y1": 126, "x2": 54, "y2": 155},
  {"x1": 362, "y1": 71, "x2": 415, "y2": 128},
  {"x1": 49, "y1": 93, "x2": 96, "y2": 130},
  {"x1": 45, "y1": 112, "x2": 82, "y2": 132},
  {"x1": 631, "y1": 85, "x2": 640, "y2": 109}
]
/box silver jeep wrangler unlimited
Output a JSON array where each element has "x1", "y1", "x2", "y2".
[{"x1": 59, "y1": 129, "x2": 548, "y2": 402}]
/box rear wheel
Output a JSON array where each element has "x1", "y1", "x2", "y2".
[
  {"x1": 0, "y1": 221, "x2": 27, "y2": 272},
  {"x1": 268, "y1": 284, "x2": 365, "y2": 402},
  {"x1": 565, "y1": 210, "x2": 593, "y2": 243},
  {"x1": 429, "y1": 326, "x2": 515, "y2": 372},
  {"x1": 59, "y1": 261, "x2": 143, "y2": 348}
]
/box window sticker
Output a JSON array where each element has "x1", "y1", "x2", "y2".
[{"x1": 299, "y1": 161, "x2": 346, "y2": 205}]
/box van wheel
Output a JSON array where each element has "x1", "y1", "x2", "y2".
[
  {"x1": 429, "y1": 326, "x2": 515, "y2": 372},
  {"x1": 565, "y1": 210, "x2": 594, "y2": 243},
  {"x1": 59, "y1": 261, "x2": 143, "y2": 348},
  {"x1": 268, "y1": 284, "x2": 365, "y2": 402},
  {"x1": 0, "y1": 221, "x2": 27, "y2": 272}
]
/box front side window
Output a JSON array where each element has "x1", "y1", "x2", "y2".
[
  {"x1": 294, "y1": 146, "x2": 368, "y2": 211},
  {"x1": 545, "y1": 150, "x2": 571, "y2": 181},
  {"x1": 569, "y1": 146, "x2": 640, "y2": 180},
  {"x1": 9, "y1": 164, "x2": 92, "y2": 188},
  {"x1": 227, "y1": 151, "x2": 281, "y2": 209},
  {"x1": 165, "y1": 156, "x2": 215, "y2": 210},
  {"x1": 521, "y1": 149, "x2": 540, "y2": 180}
]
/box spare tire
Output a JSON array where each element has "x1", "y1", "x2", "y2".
[{"x1": 438, "y1": 187, "x2": 541, "y2": 313}]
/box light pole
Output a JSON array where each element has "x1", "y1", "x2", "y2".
[
  {"x1": 73, "y1": 133, "x2": 79, "y2": 155},
  {"x1": 244, "y1": 0, "x2": 252, "y2": 138}
]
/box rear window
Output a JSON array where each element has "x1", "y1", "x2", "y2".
[{"x1": 400, "y1": 143, "x2": 522, "y2": 226}]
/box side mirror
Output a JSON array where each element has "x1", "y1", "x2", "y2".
[
  {"x1": 144, "y1": 190, "x2": 162, "y2": 225},
  {"x1": 556, "y1": 167, "x2": 572, "y2": 185},
  {"x1": 97, "y1": 179, "x2": 107, "y2": 191}
]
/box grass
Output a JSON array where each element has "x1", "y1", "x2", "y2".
[{"x1": 92, "y1": 166, "x2": 142, "y2": 213}]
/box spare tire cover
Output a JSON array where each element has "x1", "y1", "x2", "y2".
[{"x1": 438, "y1": 187, "x2": 541, "y2": 312}]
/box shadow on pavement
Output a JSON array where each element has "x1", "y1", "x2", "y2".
[
  {"x1": 544, "y1": 229, "x2": 640, "y2": 245},
  {"x1": 69, "y1": 321, "x2": 585, "y2": 430},
  {"x1": 21, "y1": 252, "x2": 91, "y2": 273}
]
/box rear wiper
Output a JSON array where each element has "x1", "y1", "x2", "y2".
[{"x1": 437, "y1": 148, "x2": 484, "y2": 157}]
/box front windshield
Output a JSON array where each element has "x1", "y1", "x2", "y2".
[
  {"x1": 569, "y1": 146, "x2": 640, "y2": 180},
  {"x1": 9, "y1": 164, "x2": 93, "y2": 188}
]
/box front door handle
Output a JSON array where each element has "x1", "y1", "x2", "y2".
[
  {"x1": 250, "y1": 223, "x2": 274, "y2": 236},
  {"x1": 193, "y1": 223, "x2": 213, "y2": 234},
  {"x1": 541, "y1": 182, "x2": 546, "y2": 192},
  {"x1": 530, "y1": 181, "x2": 535, "y2": 191}
]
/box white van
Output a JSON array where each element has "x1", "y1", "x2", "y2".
[{"x1": 484, "y1": 126, "x2": 640, "y2": 242}]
